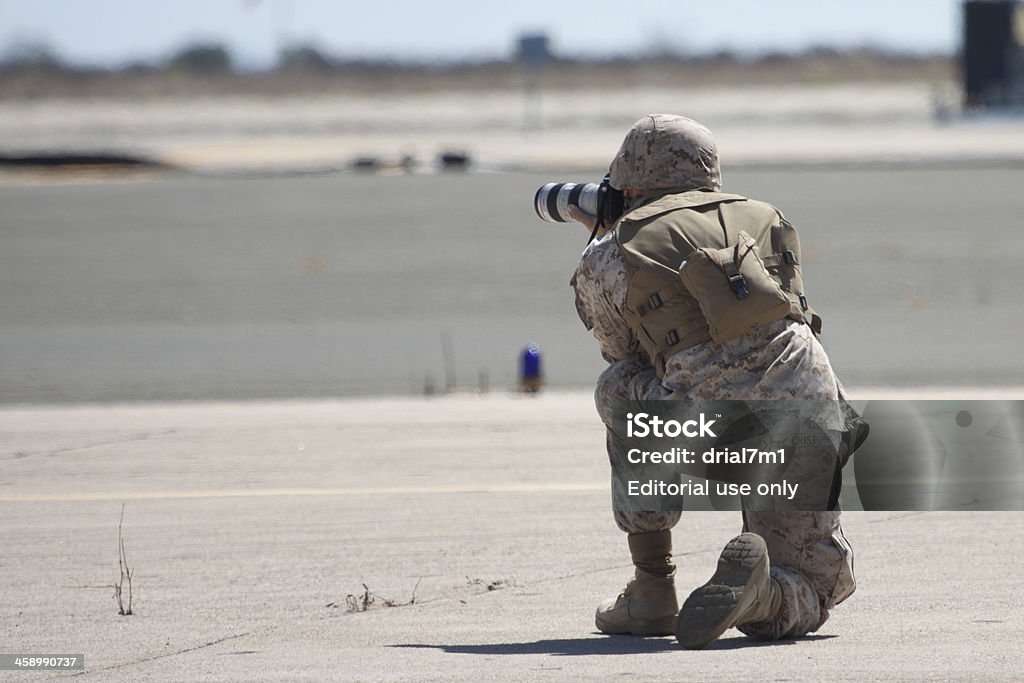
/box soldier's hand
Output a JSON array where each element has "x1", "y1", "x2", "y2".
[{"x1": 568, "y1": 205, "x2": 609, "y2": 239}]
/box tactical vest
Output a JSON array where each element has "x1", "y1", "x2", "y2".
[{"x1": 615, "y1": 190, "x2": 821, "y2": 378}]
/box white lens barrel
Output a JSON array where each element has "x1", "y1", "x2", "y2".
[
  {"x1": 554, "y1": 183, "x2": 579, "y2": 223},
  {"x1": 534, "y1": 183, "x2": 561, "y2": 222},
  {"x1": 534, "y1": 182, "x2": 601, "y2": 223},
  {"x1": 576, "y1": 183, "x2": 600, "y2": 217}
]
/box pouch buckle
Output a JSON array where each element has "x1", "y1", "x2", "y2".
[{"x1": 728, "y1": 274, "x2": 749, "y2": 300}]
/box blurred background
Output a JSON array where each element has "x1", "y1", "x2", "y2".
[{"x1": 1, "y1": 0, "x2": 1023, "y2": 403}]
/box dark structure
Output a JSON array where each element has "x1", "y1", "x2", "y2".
[
  {"x1": 963, "y1": 0, "x2": 1024, "y2": 108},
  {"x1": 0, "y1": 152, "x2": 166, "y2": 169},
  {"x1": 516, "y1": 33, "x2": 552, "y2": 71}
]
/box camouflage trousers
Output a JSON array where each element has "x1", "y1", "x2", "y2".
[{"x1": 594, "y1": 356, "x2": 856, "y2": 639}]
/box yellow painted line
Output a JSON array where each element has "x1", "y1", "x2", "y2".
[{"x1": 0, "y1": 482, "x2": 608, "y2": 503}]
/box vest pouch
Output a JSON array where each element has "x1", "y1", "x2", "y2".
[{"x1": 678, "y1": 231, "x2": 792, "y2": 343}]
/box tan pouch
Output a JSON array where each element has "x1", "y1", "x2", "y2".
[{"x1": 678, "y1": 231, "x2": 791, "y2": 343}]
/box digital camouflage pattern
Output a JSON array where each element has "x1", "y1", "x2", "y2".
[
  {"x1": 608, "y1": 114, "x2": 721, "y2": 193},
  {"x1": 572, "y1": 175, "x2": 855, "y2": 639},
  {"x1": 570, "y1": 231, "x2": 641, "y2": 365},
  {"x1": 740, "y1": 511, "x2": 856, "y2": 639}
]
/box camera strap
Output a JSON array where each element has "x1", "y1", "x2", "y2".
[{"x1": 587, "y1": 173, "x2": 624, "y2": 245}]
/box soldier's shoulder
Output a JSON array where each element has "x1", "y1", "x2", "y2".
[
  {"x1": 577, "y1": 231, "x2": 627, "y2": 278},
  {"x1": 739, "y1": 196, "x2": 788, "y2": 221},
  {"x1": 582, "y1": 230, "x2": 625, "y2": 262}
]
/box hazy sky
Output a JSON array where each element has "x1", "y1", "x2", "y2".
[{"x1": 1, "y1": 0, "x2": 962, "y2": 68}]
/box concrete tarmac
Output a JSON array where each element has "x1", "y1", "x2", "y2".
[{"x1": 2, "y1": 391, "x2": 1023, "y2": 681}]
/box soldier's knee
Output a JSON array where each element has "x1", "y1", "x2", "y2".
[{"x1": 594, "y1": 360, "x2": 645, "y2": 424}]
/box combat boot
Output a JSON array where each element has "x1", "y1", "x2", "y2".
[
  {"x1": 595, "y1": 530, "x2": 678, "y2": 636},
  {"x1": 675, "y1": 532, "x2": 782, "y2": 649}
]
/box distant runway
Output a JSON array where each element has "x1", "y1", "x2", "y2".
[{"x1": 2, "y1": 166, "x2": 1023, "y2": 403}]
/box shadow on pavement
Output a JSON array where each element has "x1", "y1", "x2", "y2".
[
  {"x1": 394, "y1": 636, "x2": 677, "y2": 656},
  {"x1": 704, "y1": 633, "x2": 837, "y2": 650},
  {"x1": 394, "y1": 633, "x2": 837, "y2": 656}
]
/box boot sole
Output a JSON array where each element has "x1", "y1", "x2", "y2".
[
  {"x1": 675, "y1": 533, "x2": 769, "y2": 650},
  {"x1": 595, "y1": 614, "x2": 676, "y2": 637}
]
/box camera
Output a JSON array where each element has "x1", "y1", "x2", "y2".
[
  {"x1": 533, "y1": 173, "x2": 625, "y2": 228},
  {"x1": 534, "y1": 182, "x2": 600, "y2": 222}
]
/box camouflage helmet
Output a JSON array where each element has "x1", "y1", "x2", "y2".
[{"x1": 608, "y1": 114, "x2": 721, "y2": 193}]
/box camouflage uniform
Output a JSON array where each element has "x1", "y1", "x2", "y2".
[{"x1": 571, "y1": 114, "x2": 855, "y2": 640}]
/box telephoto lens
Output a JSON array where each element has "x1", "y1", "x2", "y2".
[{"x1": 534, "y1": 182, "x2": 600, "y2": 222}]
